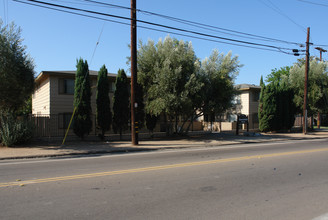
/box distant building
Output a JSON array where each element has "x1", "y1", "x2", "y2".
[
  {"x1": 227, "y1": 84, "x2": 261, "y2": 130},
  {"x1": 201, "y1": 84, "x2": 261, "y2": 132}
]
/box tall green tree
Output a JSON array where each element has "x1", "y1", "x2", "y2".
[
  {"x1": 145, "y1": 113, "x2": 158, "y2": 135},
  {"x1": 259, "y1": 67, "x2": 296, "y2": 132},
  {"x1": 289, "y1": 59, "x2": 328, "y2": 115},
  {"x1": 260, "y1": 83, "x2": 277, "y2": 132},
  {"x1": 138, "y1": 36, "x2": 203, "y2": 134},
  {"x1": 112, "y1": 69, "x2": 130, "y2": 140},
  {"x1": 276, "y1": 85, "x2": 296, "y2": 130},
  {"x1": 0, "y1": 21, "x2": 35, "y2": 146},
  {"x1": 73, "y1": 58, "x2": 92, "y2": 138},
  {"x1": 96, "y1": 65, "x2": 112, "y2": 140},
  {"x1": 137, "y1": 36, "x2": 242, "y2": 134},
  {"x1": 0, "y1": 20, "x2": 34, "y2": 113},
  {"x1": 199, "y1": 50, "x2": 241, "y2": 122},
  {"x1": 258, "y1": 75, "x2": 265, "y2": 131}
]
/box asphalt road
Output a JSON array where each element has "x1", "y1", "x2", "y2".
[{"x1": 1, "y1": 139, "x2": 328, "y2": 220}]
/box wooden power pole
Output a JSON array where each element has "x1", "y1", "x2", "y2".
[
  {"x1": 315, "y1": 47, "x2": 327, "y2": 61},
  {"x1": 131, "y1": 0, "x2": 138, "y2": 145},
  {"x1": 303, "y1": 27, "x2": 310, "y2": 134},
  {"x1": 315, "y1": 47, "x2": 327, "y2": 129}
]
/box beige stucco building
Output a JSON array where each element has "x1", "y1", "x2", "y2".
[
  {"x1": 32, "y1": 70, "x2": 118, "y2": 136},
  {"x1": 228, "y1": 84, "x2": 261, "y2": 130},
  {"x1": 32, "y1": 70, "x2": 117, "y2": 115},
  {"x1": 200, "y1": 84, "x2": 261, "y2": 132},
  {"x1": 205, "y1": 84, "x2": 261, "y2": 131},
  {"x1": 237, "y1": 84, "x2": 261, "y2": 129}
]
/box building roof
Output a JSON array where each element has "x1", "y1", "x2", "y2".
[
  {"x1": 236, "y1": 84, "x2": 261, "y2": 91},
  {"x1": 35, "y1": 70, "x2": 122, "y2": 83}
]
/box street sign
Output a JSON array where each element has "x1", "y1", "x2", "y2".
[
  {"x1": 236, "y1": 114, "x2": 249, "y2": 135},
  {"x1": 238, "y1": 114, "x2": 248, "y2": 124}
]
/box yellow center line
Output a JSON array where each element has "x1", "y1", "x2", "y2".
[{"x1": 1, "y1": 147, "x2": 328, "y2": 188}]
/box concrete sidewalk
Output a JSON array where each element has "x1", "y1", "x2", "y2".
[{"x1": 1, "y1": 130, "x2": 328, "y2": 160}]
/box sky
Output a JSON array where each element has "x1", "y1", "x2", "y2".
[{"x1": 1, "y1": 0, "x2": 328, "y2": 85}]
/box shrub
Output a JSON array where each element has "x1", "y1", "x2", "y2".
[{"x1": 0, "y1": 113, "x2": 34, "y2": 147}]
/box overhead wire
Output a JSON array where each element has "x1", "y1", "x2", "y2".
[
  {"x1": 313, "y1": 44, "x2": 328, "y2": 47},
  {"x1": 297, "y1": 0, "x2": 328, "y2": 7},
  {"x1": 15, "y1": 0, "x2": 304, "y2": 55},
  {"x1": 2, "y1": 0, "x2": 5, "y2": 25},
  {"x1": 80, "y1": 0, "x2": 327, "y2": 52},
  {"x1": 14, "y1": 0, "x2": 306, "y2": 56},
  {"x1": 296, "y1": 0, "x2": 328, "y2": 49},
  {"x1": 89, "y1": 22, "x2": 105, "y2": 66},
  {"x1": 258, "y1": 0, "x2": 307, "y2": 33},
  {"x1": 48, "y1": 0, "x2": 94, "y2": 7},
  {"x1": 26, "y1": 0, "x2": 303, "y2": 46},
  {"x1": 81, "y1": 0, "x2": 302, "y2": 46},
  {"x1": 3, "y1": 0, "x2": 8, "y2": 25}
]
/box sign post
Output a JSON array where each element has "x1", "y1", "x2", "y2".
[{"x1": 236, "y1": 114, "x2": 248, "y2": 135}]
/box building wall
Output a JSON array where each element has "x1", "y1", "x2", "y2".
[
  {"x1": 229, "y1": 89, "x2": 260, "y2": 130},
  {"x1": 240, "y1": 92, "x2": 250, "y2": 115},
  {"x1": 203, "y1": 122, "x2": 237, "y2": 131},
  {"x1": 248, "y1": 90, "x2": 260, "y2": 129},
  {"x1": 49, "y1": 76, "x2": 115, "y2": 115},
  {"x1": 50, "y1": 76, "x2": 74, "y2": 115},
  {"x1": 248, "y1": 90, "x2": 260, "y2": 114},
  {"x1": 32, "y1": 77, "x2": 50, "y2": 115}
]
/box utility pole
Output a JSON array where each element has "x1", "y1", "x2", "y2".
[
  {"x1": 315, "y1": 47, "x2": 327, "y2": 61},
  {"x1": 315, "y1": 47, "x2": 327, "y2": 129},
  {"x1": 131, "y1": 0, "x2": 138, "y2": 145},
  {"x1": 303, "y1": 27, "x2": 310, "y2": 134}
]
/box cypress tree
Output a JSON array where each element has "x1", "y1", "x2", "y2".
[
  {"x1": 276, "y1": 86, "x2": 296, "y2": 131},
  {"x1": 112, "y1": 69, "x2": 130, "y2": 140},
  {"x1": 96, "y1": 65, "x2": 112, "y2": 140},
  {"x1": 73, "y1": 58, "x2": 92, "y2": 138},
  {"x1": 259, "y1": 67, "x2": 297, "y2": 132},
  {"x1": 258, "y1": 76, "x2": 266, "y2": 131},
  {"x1": 260, "y1": 84, "x2": 276, "y2": 132},
  {"x1": 260, "y1": 83, "x2": 296, "y2": 132}
]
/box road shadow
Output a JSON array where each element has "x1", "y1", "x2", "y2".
[{"x1": 3, "y1": 129, "x2": 328, "y2": 154}]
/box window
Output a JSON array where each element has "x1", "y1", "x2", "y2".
[
  {"x1": 109, "y1": 81, "x2": 116, "y2": 92},
  {"x1": 232, "y1": 95, "x2": 241, "y2": 105},
  {"x1": 253, "y1": 91, "x2": 260, "y2": 102},
  {"x1": 252, "y1": 113, "x2": 259, "y2": 123},
  {"x1": 59, "y1": 113, "x2": 73, "y2": 129},
  {"x1": 229, "y1": 114, "x2": 237, "y2": 122},
  {"x1": 59, "y1": 79, "x2": 74, "y2": 95}
]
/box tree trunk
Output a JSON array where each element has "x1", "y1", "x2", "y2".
[
  {"x1": 175, "y1": 114, "x2": 178, "y2": 134},
  {"x1": 219, "y1": 115, "x2": 222, "y2": 132},
  {"x1": 164, "y1": 114, "x2": 170, "y2": 136}
]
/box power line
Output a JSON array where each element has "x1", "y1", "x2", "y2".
[
  {"x1": 140, "y1": 24, "x2": 303, "y2": 55},
  {"x1": 15, "y1": 0, "x2": 303, "y2": 54},
  {"x1": 298, "y1": 0, "x2": 328, "y2": 7},
  {"x1": 25, "y1": 0, "x2": 303, "y2": 46},
  {"x1": 3, "y1": 0, "x2": 8, "y2": 25},
  {"x1": 81, "y1": 0, "x2": 302, "y2": 46},
  {"x1": 259, "y1": 0, "x2": 307, "y2": 33},
  {"x1": 90, "y1": 22, "x2": 105, "y2": 65},
  {"x1": 15, "y1": 0, "x2": 304, "y2": 55},
  {"x1": 313, "y1": 44, "x2": 328, "y2": 47}
]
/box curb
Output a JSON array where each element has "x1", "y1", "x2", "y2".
[{"x1": 1, "y1": 135, "x2": 327, "y2": 161}]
